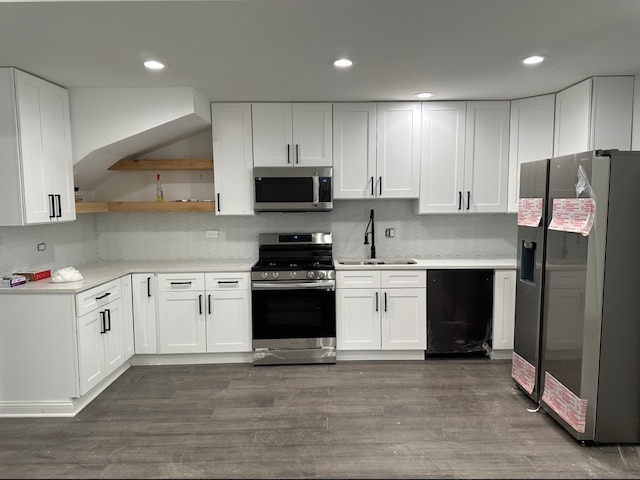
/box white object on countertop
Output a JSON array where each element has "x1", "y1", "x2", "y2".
[{"x1": 50, "y1": 266, "x2": 84, "y2": 283}]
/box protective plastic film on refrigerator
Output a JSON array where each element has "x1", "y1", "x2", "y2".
[{"x1": 537, "y1": 150, "x2": 640, "y2": 444}]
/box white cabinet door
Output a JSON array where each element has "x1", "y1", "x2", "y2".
[
  {"x1": 211, "y1": 103, "x2": 254, "y2": 215},
  {"x1": 77, "y1": 308, "x2": 106, "y2": 395},
  {"x1": 333, "y1": 103, "x2": 377, "y2": 199},
  {"x1": 131, "y1": 274, "x2": 158, "y2": 354},
  {"x1": 507, "y1": 95, "x2": 555, "y2": 213},
  {"x1": 381, "y1": 288, "x2": 427, "y2": 350},
  {"x1": 554, "y1": 76, "x2": 633, "y2": 157},
  {"x1": 292, "y1": 103, "x2": 332, "y2": 167},
  {"x1": 376, "y1": 102, "x2": 421, "y2": 198},
  {"x1": 120, "y1": 275, "x2": 135, "y2": 360},
  {"x1": 336, "y1": 288, "x2": 381, "y2": 350},
  {"x1": 206, "y1": 289, "x2": 251, "y2": 352},
  {"x1": 157, "y1": 290, "x2": 206, "y2": 353},
  {"x1": 102, "y1": 296, "x2": 125, "y2": 376},
  {"x1": 252, "y1": 103, "x2": 292, "y2": 167},
  {"x1": 205, "y1": 272, "x2": 251, "y2": 352},
  {"x1": 416, "y1": 102, "x2": 466, "y2": 213},
  {"x1": 0, "y1": 68, "x2": 75, "y2": 226},
  {"x1": 464, "y1": 101, "x2": 510, "y2": 213},
  {"x1": 492, "y1": 270, "x2": 516, "y2": 351}
]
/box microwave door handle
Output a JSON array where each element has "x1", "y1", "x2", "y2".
[{"x1": 313, "y1": 174, "x2": 320, "y2": 206}]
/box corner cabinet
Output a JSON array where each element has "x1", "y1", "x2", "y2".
[
  {"x1": 252, "y1": 103, "x2": 332, "y2": 167},
  {"x1": 507, "y1": 94, "x2": 555, "y2": 213},
  {"x1": 416, "y1": 101, "x2": 509, "y2": 214},
  {"x1": 0, "y1": 67, "x2": 75, "y2": 226},
  {"x1": 553, "y1": 76, "x2": 633, "y2": 157},
  {"x1": 211, "y1": 103, "x2": 254, "y2": 215}
]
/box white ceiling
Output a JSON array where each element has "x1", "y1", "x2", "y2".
[{"x1": 1, "y1": 0, "x2": 640, "y2": 102}]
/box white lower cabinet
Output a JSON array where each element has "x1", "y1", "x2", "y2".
[
  {"x1": 156, "y1": 272, "x2": 251, "y2": 354},
  {"x1": 337, "y1": 270, "x2": 426, "y2": 351},
  {"x1": 120, "y1": 275, "x2": 135, "y2": 360},
  {"x1": 131, "y1": 273, "x2": 158, "y2": 354},
  {"x1": 492, "y1": 269, "x2": 516, "y2": 351},
  {"x1": 76, "y1": 279, "x2": 126, "y2": 396}
]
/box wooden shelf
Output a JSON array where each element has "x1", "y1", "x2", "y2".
[
  {"x1": 108, "y1": 158, "x2": 213, "y2": 171},
  {"x1": 76, "y1": 201, "x2": 216, "y2": 213}
]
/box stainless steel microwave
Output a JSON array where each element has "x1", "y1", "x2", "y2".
[{"x1": 253, "y1": 166, "x2": 333, "y2": 212}]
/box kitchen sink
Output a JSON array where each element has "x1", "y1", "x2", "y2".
[{"x1": 338, "y1": 259, "x2": 417, "y2": 266}]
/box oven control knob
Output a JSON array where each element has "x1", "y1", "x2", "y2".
[
  {"x1": 272, "y1": 272, "x2": 279, "y2": 279},
  {"x1": 261, "y1": 272, "x2": 269, "y2": 279},
  {"x1": 306, "y1": 271, "x2": 315, "y2": 279},
  {"x1": 318, "y1": 271, "x2": 326, "y2": 279},
  {"x1": 289, "y1": 271, "x2": 297, "y2": 279}
]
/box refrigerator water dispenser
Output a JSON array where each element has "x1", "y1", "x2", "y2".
[{"x1": 521, "y1": 240, "x2": 536, "y2": 284}]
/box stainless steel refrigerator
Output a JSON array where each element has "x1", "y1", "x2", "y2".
[
  {"x1": 512, "y1": 159, "x2": 550, "y2": 403},
  {"x1": 538, "y1": 149, "x2": 640, "y2": 444}
]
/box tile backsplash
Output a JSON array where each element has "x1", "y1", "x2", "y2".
[{"x1": 0, "y1": 200, "x2": 518, "y2": 275}]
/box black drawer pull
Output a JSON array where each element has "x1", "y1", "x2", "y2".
[
  {"x1": 95, "y1": 292, "x2": 111, "y2": 300},
  {"x1": 170, "y1": 281, "x2": 193, "y2": 285},
  {"x1": 217, "y1": 280, "x2": 239, "y2": 285}
]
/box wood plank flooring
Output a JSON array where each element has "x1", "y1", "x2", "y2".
[{"x1": 1, "y1": 359, "x2": 639, "y2": 479}]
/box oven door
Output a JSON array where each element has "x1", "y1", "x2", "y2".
[{"x1": 251, "y1": 281, "x2": 336, "y2": 342}]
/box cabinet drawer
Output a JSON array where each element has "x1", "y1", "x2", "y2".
[
  {"x1": 205, "y1": 272, "x2": 250, "y2": 290},
  {"x1": 381, "y1": 270, "x2": 426, "y2": 288},
  {"x1": 337, "y1": 271, "x2": 381, "y2": 288},
  {"x1": 156, "y1": 273, "x2": 205, "y2": 292},
  {"x1": 76, "y1": 279, "x2": 122, "y2": 317}
]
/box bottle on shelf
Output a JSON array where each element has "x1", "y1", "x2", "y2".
[{"x1": 156, "y1": 173, "x2": 164, "y2": 202}]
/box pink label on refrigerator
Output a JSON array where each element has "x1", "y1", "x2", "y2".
[
  {"x1": 517, "y1": 198, "x2": 544, "y2": 227},
  {"x1": 511, "y1": 352, "x2": 536, "y2": 394},
  {"x1": 548, "y1": 198, "x2": 595, "y2": 236},
  {"x1": 541, "y1": 371, "x2": 588, "y2": 433}
]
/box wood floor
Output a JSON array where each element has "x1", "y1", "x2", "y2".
[{"x1": 1, "y1": 359, "x2": 639, "y2": 479}]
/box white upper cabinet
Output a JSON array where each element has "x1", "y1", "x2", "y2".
[
  {"x1": 507, "y1": 94, "x2": 555, "y2": 213},
  {"x1": 554, "y1": 76, "x2": 633, "y2": 156},
  {"x1": 417, "y1": 101, "x2": 509, "y2": 213},
  {"x1": 252, "y1": 103, "x2": 332, "y2": 167},
  {"x1": 416, "y1": 102, "x2": 467, "y2": 213},
  {"x1": 211, "y1": 103, "x2": 254, "y2": 215},
  {"x1": 333, "y1": 103, "x2": 377, "y2": 199},
  {"x1": 0, "y1": 67, "x2": 75, "y2": 226},
  {"x1": 376, "y1": 102, "x2": 421, "y2": 198}
]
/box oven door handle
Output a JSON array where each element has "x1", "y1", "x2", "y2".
[{"x1": 252, "y1": 281, "x2": 335, "y2": 291}]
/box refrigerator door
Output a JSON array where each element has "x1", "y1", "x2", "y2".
[{"x1": 512, "y1": 159, "x2": 549, "y2": 402}]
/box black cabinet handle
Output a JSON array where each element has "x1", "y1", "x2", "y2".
[
  {"x1": 217, "y1": 193, "x2": 221, "y2": 212},
  {"x1": 170, "y1": 281, "x2": 192, "y2": 285},
  {"x1": 48, "y1": 194, "x2": 56, "y2": 219},
  {"x1": 55, "y1": 194, "x2": 62, "y2": 218},
  {"x1": 384, "y1": 292, "x2": 388, "y2": 312},
  {"x1": 208, "y1": 294, "x2": 212, "y2": 315},
  {"x1": 217, "y1": 280, "x2": 239, "y2": 285},
  {"x1": 147, "y1": 277, "x2": 152, "y2": 297},
  {"x1": 458, "y1": 191, "x2": 462, "y2": 210},
  {"x1": 287, "y1": 144, "x2": 291, "y2": 164},
  {"x1": 370, "y1": 176, "x2": 374, "y2": 196},
  {"x1": 375, "y1": 291, "x2": 379, "y2": 312},
  {"x1": 199, "y1": 294, "x2": 203, "y2": 315},
  {"x1": 105, "y1": 309, "x2": 111, "y2": 332},
  {"x1": 378, "y1": 176, "x2": 382, "y2": 196},
  {"x1": 295, "y1": 144, "x2": 300, "y2": 164},
  {"x1": 100, "y1": 311, "x2": 106, "y2": 334},
  {"x1": 466, "y1": 191, "x2": 470, "y2": 211},
  {"x1": 95, "y1": 292, "x2": 111, "y2": 300}
]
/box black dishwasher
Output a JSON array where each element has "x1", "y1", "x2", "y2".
[{"x1": 426, "y1": 269, "x2": 494, "y2": 357}]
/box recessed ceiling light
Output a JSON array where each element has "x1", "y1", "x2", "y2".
[
  {"x1": 414, "y1": 92, "x2": 435, "y2": 99},
  {"x1": 522, "y1": 55, "x2": 546, "y2": 65},
  {"x1": 144, "y1": 60, "x2": 165, "y2": 70},
  {"x1": 333, "y1": 58, "x2": 354, "y2": 68}
]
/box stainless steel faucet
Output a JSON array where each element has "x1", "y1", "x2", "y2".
[{"x1": 363, "y1": 208, "x2": 376, "y2": 259}]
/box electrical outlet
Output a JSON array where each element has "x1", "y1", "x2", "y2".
[
  {"x1": 205, "y1": 230, "x2": 219, "y2": 239},
  {"x1": 37, "y1": 242, "x2": 46, "y2": 251},
  {"x1": 385, "y1": 228, "x2": 396, "y2": 238}
]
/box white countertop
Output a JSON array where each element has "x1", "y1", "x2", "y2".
[
  {"x1": 0, "y1": 259, "x2": 255, "y2": 295},
  {"x1": 1, "y1": 257, "x2": 516, "y2": 295}
]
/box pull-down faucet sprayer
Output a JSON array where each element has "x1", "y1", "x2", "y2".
[{"x1": 363, "y1": 208, "x2": 376, "y2": 259}]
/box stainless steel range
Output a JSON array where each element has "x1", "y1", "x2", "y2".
[{"x1": 251, "y1": 232, "x2": 336, "y2": 365}]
